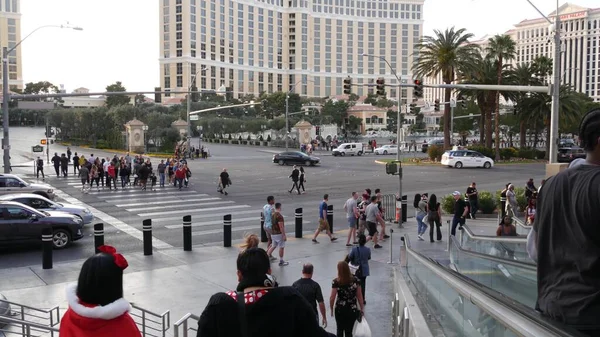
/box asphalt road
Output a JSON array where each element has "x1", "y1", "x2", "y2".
[{"x1": 0, "y1": 129, "x2": 546, "y2": 268}]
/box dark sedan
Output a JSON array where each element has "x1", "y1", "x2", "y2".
[
  {"x1": 273, "y1": 151, "x2": 320, "y2": 166},
  {"x1": 557, "y1": 147, "x2": 586, "y2": 163},
  {"x1": 0, "y1": 201, "x2": 84, "y2": 249}
]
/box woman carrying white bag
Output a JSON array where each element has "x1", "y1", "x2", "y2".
[{"x1": 330, "y1": 261, "x2": 365, "y2": 337}]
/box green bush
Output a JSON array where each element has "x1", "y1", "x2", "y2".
[
  {"x1": 232, "y1": 140, "x2": 239, "y2": 145},
  {"x1": 517, "y1": 147, "x2": 534, "y2": 159},
  {"x1": 267, "y1": 135, "x2": 272, "y2": 141},
  {"x1": 441, "y1": 194, "x2": 455, "y2": 214},
  {"x1": 468, "y1": 145, "x2": 494, "y2": 158},
  {"x1": 500, "y1": 147, "x2": 518, "y2": 160},
  {"x1": 536, "y1": 150, "x2": 546, "y2": 159},
  {"x1": 478, "y1": 191, "x2": 496, "y2": 214},
  {"x1": 495, "y1": 186, "x2": 527, "y2": 212},
  {"x1": 427, "y1": 145, "x2": 444, "y2": 162}
]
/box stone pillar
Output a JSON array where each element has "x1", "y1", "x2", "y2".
[
  {"x1": 294, "y1": 120, "x2": 313, "y2": 145},
  {"x1": 124, "y1": 119, "x2": 146, "y2": 154}
]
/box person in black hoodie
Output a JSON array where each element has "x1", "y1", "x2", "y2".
[
  {"x1": 197, "y1": 248, "x2": 333, "y2": 337},
  {"x1": 51, "y1": 153, "x2": 61, "y2": 177},
  {"x1": 288, "y1": 165, "x2": 301, "y2": 195}
]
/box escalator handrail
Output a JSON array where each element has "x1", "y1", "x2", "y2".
[
  {"x1": 462, "y1": 224, "x2": 528, "y2": 243},
  {"x1": 451, "y1": 233, "x2": 537, "y2": 271},
  {"x1": 402, "y1": 235, "x2": 586, "y2": 337},
  {"x1": 512, "y1": 215, "x2": 532, "y2": 230}
]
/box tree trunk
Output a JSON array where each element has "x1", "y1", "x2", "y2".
[
  {"x1": 443, "y1": 86, "x2": 451, "y2": 149},
  {"x1": 485, "y1": 96, "x2": 493, "y2": 148},
  {"x1": 494, "y1": 58, "x2": 502, "y2": 161},
  {"x1": 478, "y1": 106, "x2": 485, "y2": 144},
  {"x1": 533, "y1": 120, "x2": 539, "y2": 148},
  {"x1": 519, "y1": 120, "x2": 526, "y2": 148}
]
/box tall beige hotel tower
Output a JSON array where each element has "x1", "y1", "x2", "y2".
[
  {"x1": 0, "y1": 0, "x2": 22, "y2": 92},
  {"x1": 159, "y1": 0, "x2": 424, "y2": 100}
]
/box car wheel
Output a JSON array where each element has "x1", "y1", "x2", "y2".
[
  {"x1": 357, "y1": 151, "x2": 363, "y2": 156},
  {"x1": 278, "y1": 160, "x2": 285, "y2": 166},
  {"x1": 340, "y1": 152, "x2": 346, "y2": 156},
  {"x1": 455, "y1": 161, "x2": 463, "y2": 169},
  {"x1": 52, "y1": 229, "x2": 71, "y2": 249},
  {"x1": 304, "y1": 160, "x2": 310, "y2": 166},
  {"x1": 483, "y1": 162, "x2": 492, "y2": 169},
  {"x1": 383, "y1": 150, "x2": 388, "y2": 155}
]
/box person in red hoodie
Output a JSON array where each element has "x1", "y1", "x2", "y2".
[
  {"x1": 174, "y1": 165, "x2": 186, "y2": 190},
  {"x1": 59, "y1": 245, "x2": 140, "y2": 337}
]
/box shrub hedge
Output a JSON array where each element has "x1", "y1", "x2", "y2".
[
  {"x1": 427, "y1": 145, "x2": 444, "y2": 162},
  {"x1": 439, "y1": 187, "x2": 524, "y2": 215}
]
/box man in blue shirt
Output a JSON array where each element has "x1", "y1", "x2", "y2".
[
  {"x1": 263, "y1": 195, "x2": 276, "y2": 260},
  {"x1": 312, "y1": 194, "x2": 337, "y2": 243}
]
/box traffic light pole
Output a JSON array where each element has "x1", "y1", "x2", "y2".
[{"x1": 45, "y1": 115, "x2": 50, "y2": 164}]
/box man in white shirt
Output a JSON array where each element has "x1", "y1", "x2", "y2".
[
  {"x1": 263, "y1": 195, "x2": 276, "y2": 261},
  {"x1": 344, "y1": 192, "x2": 359, "y2": 246}
]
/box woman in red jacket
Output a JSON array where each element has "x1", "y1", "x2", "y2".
[{"x1": 59, "y1": 246, "x2": 140, "y2": 337}]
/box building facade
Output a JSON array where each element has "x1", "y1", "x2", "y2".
[
  {"x1": 0, "y1": 0, "x2": 22, "y2": 92},
  {"x1": 159, "y1": 0, "x2": 424, "y2": 101}
]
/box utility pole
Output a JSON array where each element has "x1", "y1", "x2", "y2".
[
  {"x1": 2, "y1": 47, "x2": 10, "y2": 173},
  {"x1": 45, "y1": 115, "x2": 50, "y2": 164},
  {"x1": 548, "y1": 0, "x2": 561, "y2": 164}
]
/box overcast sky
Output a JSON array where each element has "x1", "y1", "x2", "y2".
[{"x1": 20, "y1": 0, "x2": 598, "y2": 93}]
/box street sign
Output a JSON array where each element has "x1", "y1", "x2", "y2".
[
  {"x1": 32, "y1": 145, "x2": 44, "y2": 153},
  {"x1": 450, "y1": 99, "x2": 457, "y2": 108},
  {"x1": 190, "y1": 115, "x2": 199, "y2": 121},
  {"x1": 40, "y1": 139, "x2": 47, "y2": 145}
]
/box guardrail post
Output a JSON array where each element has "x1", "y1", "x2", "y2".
[
  {"x1": 42, "y1": 227, "x2": 53, "y2": 270},
  {"x1": 446, "y1": 220, "x2": 451, "y2": 252},
  {"x1": 295, "y1": 207, "x2": 303, "y2": 238},
  {"x1": 327, "y1": 205, "x2": 334, "y2": 233},
  {"x1": 143, "y1": 219, "x2": 153, "y2": 256},
  {"x1": 260, "y1": 212, "x2": 268, "y2": 243},
  {"x1": 223, "y1": 214, "x2": 232, "y2": 247},
  {"x1": 401, "y1": 195, "x2": 407, "y2": 223},
  {"x1": 93, "y1": 223, "x2": 104, "y2": 254},
  {"x1": 388, "y1": 229, "x2": 394, "y2": 264},
  {"x1": 183, "y1": 215, "x2": 192, "y2": 251}
]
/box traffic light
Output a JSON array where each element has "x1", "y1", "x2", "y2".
[
  {"x1": 413, "y1": 79, "x2": 423, "y2": 98},
  {"x1": 191, "y1": 86, "x2": 199, "y2": 102},
  {"x1": 154, "y1": 87, "x2": 161, "y2": 103},
  {"x1": 316, "y1": 126, "x2": 321, "y2": 136},
  {"x1": 40, "y1": 139, "x2": 47, "y2": 145},
  {"x1": 343, "y1": 77, "x2": 352, "y2": 95},
  {"x1": 409, "y1": 103, "x2": 416, "y2": 114},
  {"x1": 461, "y1": 100, "x2": 467, "y2": 109},
  {"x1": 434, "y1": 99, "x2": 440, "y2": 112},
  {"x1": 376, "y1": 78, "x2": 385, "y2": 97}
]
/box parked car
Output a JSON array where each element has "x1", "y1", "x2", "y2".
[
  {"x1": 0, "y1": 174, "x2": 55, "y2": 200},
  {"x1": 374, "y1": 145, "x2": 399, "y2": 155},
  {"x1": 272, "y1": 152, "x2": 320, "y2": 166},
  {"x1": 0, "y1": 201, "x2": 84, "y2": 249},
  {"x1": 559, "y1": 139, "x2": 576, "y2": 148},
  {"x1": 0, "y1": 194, "x2": 93, "y2": 224},
  {"x1": 422, "y1": 139, "x2": 445, "y2": 153},
  {"x1": 332, "y1": 143, "x2": 364, "y2": 156},
  {"x1": 557, "y1": 147, "x2": 586, "y2": 163},
  {"x1": 441, "y1": 150, "x2": 494, "y2": 169}
]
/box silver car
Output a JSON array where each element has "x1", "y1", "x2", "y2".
[
  {"x1": 0, "y1": 194, "x2": 93, "y2": 224},
  {"x1": 0, "y1": 174, "x2": 55, "y2": 200}
]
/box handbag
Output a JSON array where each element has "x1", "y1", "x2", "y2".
[
  {"x1": 348, "y1": 247, "x2": 363, "y2": 278},
  {"x1": 236, "y1": 292, "x2": 249, "y2": 337},
  {"x1": 352, "y1": 317, "x2": 371, "y2": 337}
]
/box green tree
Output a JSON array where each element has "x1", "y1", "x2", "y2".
[
  {"x1": 134, "y1": 94, "x2": 146, "y2": 106},
  {"x1": 486, "y1": 34, "x2": 517, "y2": 161},
  {"x1": 375, "y1": 98, "x2": 395, "y2": 108},
  {"x1": 348, "y1": 93, "x2": 360, "y2": 102},
  {"x1": 364, "y1": 93, "x2": 378, "y2": 105},
  {"x1": 105, "y1": 81, "x2": 131, "y2": 108},
  {"x1": 23, "y1": 81, "x2": 61, "y2": 102},
  {"x1": 439, "y1": 100, "x2": 479, "y2": 143},
  {"x1": 258, "y1": 91, "x2": 301, "y2": 119},
  {"x1": 507, "y1": 62, "x2": 539, "y2": 148},
  {"x1": 413, "y1": 27, "x2": 480, "y2": 149},
  {"x1": 347, "y1": 115, "x2": 363, "y2": 137},
  {"x1": 321, "y1": 99, "x2": 350, "y2": 126}
]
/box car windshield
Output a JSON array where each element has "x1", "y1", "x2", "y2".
[{"x1": 15, "y1": 177, "x2": 28, "y2": 186}]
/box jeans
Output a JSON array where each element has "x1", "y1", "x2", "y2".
[
  {"x1": 121, "y1": 176, "x2": 127, "y2": 188},
  {"x1": 469, "y1": 200, "x2": 478, "y2": 217},
  {"x1": 416, "y1": 214, "x2": 428, "y2": 235},
  {"x1": 451, "y1": 216, "x2": 465, "y2": 236},
  {"x1": 334, "y1": 306, "x2": 356, "y2": 337},
  {"x1": 159, "y1": 173, "x2": 165, "y2": 186},
  {"x1": 36, "y1": 167, "x2": 44, "y2": 178},
  {"x1": 429, "y1": 218, "x2": 443, "y2": 241},
  {"x1": 176, "y1": 177, "x2": 183, "y2": 189}
]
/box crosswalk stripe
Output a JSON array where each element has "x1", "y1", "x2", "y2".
[
  {"x1": 191, "y1": 225, "x2": 259, "y2": 236},
  {"x1": 127, "y1": 200, "x2": 234, "y2": 212},
  {"x1": 95, "y1": 191, "x2": 198, "y2": 199},
  {"x1": 150, "y1": 209, "x2": 261, "y2": 223},
  {"x1": 165, "y1": 215, "x2": 310, "y2": 229},
  {"x1": 137, "y1": 204, "x2": 250, "y2": 217},
  {"x1": 115, "y1": 197, "x2": 216, "y2": 207}
]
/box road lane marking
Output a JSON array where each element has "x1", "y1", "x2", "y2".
[
  {"x1": 137, "y1": 204, "x2": 251, "y2": 217},
  {"x1": 115, "y1": 197, "x2": 216, "y2": 207}
]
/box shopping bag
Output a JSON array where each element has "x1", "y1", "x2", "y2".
[{"x1": 352, "y1": 317, "x2": 371, "y2": 337}]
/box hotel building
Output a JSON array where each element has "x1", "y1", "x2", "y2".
[
  {"x1": 159, "y1": 0, "x2": 424, "y2": 101},
  {"x1": 0, "y1": 0, "x2": 22, "y2": 92}
]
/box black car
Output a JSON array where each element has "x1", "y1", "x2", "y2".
[
  {"x1": 422, "y1": 139, "x2": 445, "y2": 153},
  {"x1": 0, "y1": 201, "x2": 84, "y2": 249},
  {"x1": 273, "y1": 151, "x2": 320, "y2": 166},
  {"x1": 557, "y1": 147, "x2": 586, "y2": 163}
]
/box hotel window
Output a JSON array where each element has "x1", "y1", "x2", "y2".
[
  {"x1": 176, "y1": 63, "x2": 183, "y2": 74},
  {"x1": 164, "y1": 77, "x2": 171, "y2": 89},
  {"x1": 177, "y1": 76, "x2": 183, "y2": 87}
]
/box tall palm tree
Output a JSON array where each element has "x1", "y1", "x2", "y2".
[
  {"x1": 531, "y1": 55, "x2": 553, "y2": 84},
  {"x1": 486, "y1": 35, "x2": 516, "y2": 161},
  {"x1": 413, "y1": 27, "x2": 480, "y2": 149},
  {"x1": 507, "y1": 62, "x2": 541, "y2": 148}
]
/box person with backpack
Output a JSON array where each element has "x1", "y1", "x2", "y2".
[
  {"x1": 36, "y1": 156, "x2": 45, "y2": 179},
  {"x1": 427, "y1": 194, "x2": 443, "y2": 242},
  {"x1": 347, "y1": 234, "x2": 371, "y2": 305}
]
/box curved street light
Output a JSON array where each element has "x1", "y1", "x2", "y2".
[{"x1": 2, "y1": 24, "x2": 83, "y2": 173}]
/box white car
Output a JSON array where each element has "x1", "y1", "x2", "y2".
[
  {"x1": 374, "y1": 145, "x2": 399, "y2": 155},
  {"x1": 0, "y1": 193, "x2": 94, "y2": 224},
  {"x1": 441, "y1": 150, "x2": 494, "y2": 169}
]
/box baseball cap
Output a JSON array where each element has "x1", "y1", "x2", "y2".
[{"x1": 452, "y1": 191, "x2": 461, "y2": 196}]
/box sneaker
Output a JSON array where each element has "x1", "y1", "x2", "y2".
[
  {"x1": 330, "y1": 237, "x2": 338, "y2": 242},
  {"x1": 345, "y1": 243, "x2": 353, "y2": 247},
  {"x1": 279, "y1": 261, "x2": 289, "y2": 266},
  {"x1": 418, "y1": 235, "x2": 424, "y2": 241},
  {"x1": 383, "y1": 235, "x2": 390, "y2": 239},
  {"x1": 312, "y1": 239, "x2": 319, "y2": 244},
  {"x1": 224, "y1": 192, "x2": 228, "y2": 195},
  {"x1": 269, "y1": 255, "x2": 277, "y2": 261},
  {"x1": 374, "y1": 244, "x2": 383, "y2": 249}
]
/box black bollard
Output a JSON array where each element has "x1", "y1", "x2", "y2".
[
  {"x1": 223, "y1": 214, "x2": 232, "y2": 247},
  {"x1": 327, "y1": 205, "x2": 334, "y2": 233},
  {"x1": 42, "y1": 227, "x2": 53, "y2": 270},
  {"x1": 183, "y1": 215, "x2": 192, "y2": 251},
  {"x1": 401, "y1": 195, "x2": 408, "y2": 223},
  {"x1": 142, "y1": 219, "x2": 153, "y2": 256},
  {"x1": 93, "y1": 223, "x2": 104, "y2": 254},
  {"x1": 295, "y1": 207, "x2": 303, "y2": 238},
  {"x1": 260, "y1": 212, "x2": 268, "y2": 243}
]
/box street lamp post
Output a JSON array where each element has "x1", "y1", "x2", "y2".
[
  {"x1": 285, "y1": 79, "x2": 314, "y2": 151},
  {"x1": 362, "y1": 53, "x2": 404, "y2": 224},
  {"x1": 142, "y1": 125, "x2": 149, "y2": 153},
  {"x1": 186, "y1": 66, "x2": 208, "y2": 154},
  {"x1": 2, "y1": 24, "x2": 82, "y2": 173}
]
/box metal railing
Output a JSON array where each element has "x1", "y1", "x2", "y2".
[
  {"x1": 173, "y1": 313, "x2": 200, "y2": 337},
  {"x1": 0, "y1": 316, "x2": 59, "y2": 337},
  {"x1": 381, "y1": 194, "x2": 397, "y2": 221},
  {"x1": 0, "y1": 298, "x2": 59, "y2": 337},
  {"x1": 130, "y1": 303, "x2": 170, "y2": 337}
]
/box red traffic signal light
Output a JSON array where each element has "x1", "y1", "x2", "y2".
[
  {"x1": 343, "y1": 77, "x2": 352, "y2": 95},
  {"x1": 413, "y1": 79, "x2": 423, "y2": 98}
]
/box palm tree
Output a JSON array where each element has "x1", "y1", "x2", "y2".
[
  {"x1": 507, "y1": 62, "x2": 541, "y2": 148},
  {"x1": 531, "y1": 55, "x2": 553, "y2": 84},
  {"x1": 486, "y1": 35, "x2": 517, "y2": 161},
  {"x1": 413, "y1": 27, "x2": 481, "y2": 149}
]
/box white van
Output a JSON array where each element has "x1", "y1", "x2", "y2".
[{"x1": 332, "y1": 143, "x2": 364, "y2": 156}]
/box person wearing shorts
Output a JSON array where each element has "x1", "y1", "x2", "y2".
[
  {"x1": 263, "y1": 195, "x2": 276, "y2": 260},
  {"x1": 344, "y1": 192, "x2": 360, "y2": 246},
  {"x1": 312, "y1": 194, "x2": 337, "y2": 244},
  {"x1": 365, "y1": 196, "x2": 383, "y2": 248},
  {"x1": 267, "y1": 203, "x2": 289, "y2": 266}
]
